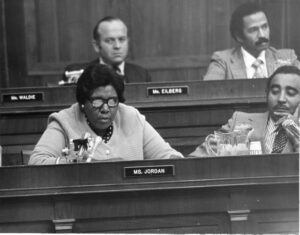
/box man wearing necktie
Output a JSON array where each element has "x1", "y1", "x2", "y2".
[
  {"x1": 252, "y1": 58, "x2": 266, "y2": 79},
  {"x1": 204, "y1": 2, "x2": 300, "y2": 80},
  {"x1": 190, "y1": 65, "x2": 300, "y2": 157},
  {"x1": 63, "y1": 16, "x2": 152, "y2": 84},
  {"x1": 264, "y1": 66, "x2": 300, "y2": 153}
]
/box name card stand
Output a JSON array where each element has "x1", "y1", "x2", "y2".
[
  {"x1": 2, "y1": 92, "x2": 44, "y2": 103},
  {"x1": 147, "y1": 86, "x2": 189, "y2": 96},
  {"x1": 124, "y1": 165, "x2": 175, "y2": 178}
]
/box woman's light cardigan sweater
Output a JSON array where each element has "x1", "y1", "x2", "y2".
[{"x1": 29, "y1": 103, "x2": 183, "y2": 165}]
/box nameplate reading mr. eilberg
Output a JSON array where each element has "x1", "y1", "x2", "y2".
[
  {"x1": 124, "y1": 165, "x2": 175, "y2": 178},
  {"x1": 2, "y1": 93, "x2": 44, "y2": 103},
  {"x1": 147, "y1": 86, "x2": 188, "y2": 96}
]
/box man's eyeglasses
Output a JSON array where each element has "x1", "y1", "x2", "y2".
[{"x1": 90, "y1": 97, "x2": 119, "y2": 109}]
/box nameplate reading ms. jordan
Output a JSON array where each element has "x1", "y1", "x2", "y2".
[
  {"x1": 2, "y1": 93, "x2": 44, "y2": 103},
  {"x1": 147, "y1": 86, "x2": 188, "y2": 96},
  {"x1": 124, "y1": 165, "x2": 175, "y2": 178}
]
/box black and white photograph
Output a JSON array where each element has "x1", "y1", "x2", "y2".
[{"x1": 0, "y1": 0, "x2": 299, "y2": 233}]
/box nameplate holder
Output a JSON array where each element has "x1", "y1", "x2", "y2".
[
  {"x1": 2, "y1": 92, "x2": 44, "y2": 103},
  {"x1": 147, "y1": 86, "x2": 188, "y2": 96},
  {"x1": 124, "y1": 165, "x2": 175, "y2": 178}
]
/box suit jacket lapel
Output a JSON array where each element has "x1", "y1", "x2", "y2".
[
  {"x1": 250, "y1": 112, "x2": 269, "y2": 141},
  {"x1": 265, "y1": 48, "x2": 277, "y2": 76},
  {"x1": 230, "y1": 47, "x2": 247, "y2": 78},
  {"x1": 242, "y1": 112, "x2": 268, "y2": 153},
  {"x1": 123, "y1": 63, "x2": 129, "y2": 83}
]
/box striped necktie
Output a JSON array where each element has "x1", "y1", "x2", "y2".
[
  {"x1": 252, "y1": 59, "x2": 265, "y2": 78},
  {"x1": 271, "y1": 126, "x2": 288, "y2": 153}
]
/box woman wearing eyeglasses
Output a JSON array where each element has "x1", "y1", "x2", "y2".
[{"x1": 29, "y1": 64, "x2": 183, "y2": 165}]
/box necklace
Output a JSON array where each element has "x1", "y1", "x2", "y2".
[
  {"x1": 101, "y1": 125, "x2": 113, "y2": 143},
  {"x1": 85, "y1": 115, "x2": 113, "y2": 143}
]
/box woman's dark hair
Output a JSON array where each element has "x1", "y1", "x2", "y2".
[
  {"x1": 76, "y1": 64, "x2": 125, "y2": 105},
  {"x1": 230, "y1": 3, "x2": 265, "y2": 41},
  {"x1": 266, "y1": 65, "x2": 300, "y2": 94}
]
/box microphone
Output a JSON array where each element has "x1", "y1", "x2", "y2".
[
  {"x1": 86, "y1": 136, "x2": 103, "y2": 162},
  {"x1": 58, "y1": 69, "x2": 84, "y2": 85},
  {"x1": 73, "y1": 132, "x2": 91, "y2": 162},
  {"x1": 275, "y1": 110, "x2": 300, "y2": 140},
  {"x1": 65, "y1": 69, "x2": 84, "y2": 83},
  {"x1": 282, "y1": 119, "x2": 300, "y2": 139}
]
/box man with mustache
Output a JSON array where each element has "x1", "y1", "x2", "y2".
[
  {"x1": 203, "y1": 3, "x2": 300, "y2": 80},
  {"x1": 190, "y1": 65, "x2": 300, "y2": 156},
  {"x1": 62, "y1": 16, "x2": 152, "y2": 84}
]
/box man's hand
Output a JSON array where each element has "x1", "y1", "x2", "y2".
[
  {"x1": 275, "y1": 112, "x2": 299, "y2": 152},
  {"x1": 283, "y1": 118, "x2": 299, "y2": 152}
]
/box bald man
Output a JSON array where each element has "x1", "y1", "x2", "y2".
[{"x1": 63, "y1": 16, "x2": 151, "y2": 84}]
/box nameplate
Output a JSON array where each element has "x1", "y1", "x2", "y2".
[
  {"x1": 124, "y1": 165, "x2": 175, "y2": 178},
  {"x1": 147, "y1": 86, "x2": 188, "y2": 96},
  {"x1": 2, "y1": 92, "x2": 44, "y2": 103}
]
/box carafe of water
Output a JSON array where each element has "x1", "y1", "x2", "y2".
[{"x1": 205, "y1": 124, "x2": 253, "y2": 156}]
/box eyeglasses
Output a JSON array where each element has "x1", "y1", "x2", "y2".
[{"x1": 90, "y1": 97, "x2": 119, "y2": 109}]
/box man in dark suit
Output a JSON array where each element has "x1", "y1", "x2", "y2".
[
  {"x1": 190, "y1": 65, "x2": 300, "y2": 157},
  {"x1": 63, "y1": 16, "x2": 151, "y2": 84},
  {"x1": 204, "y1": 3, "x2": 300, "y2": 80}
]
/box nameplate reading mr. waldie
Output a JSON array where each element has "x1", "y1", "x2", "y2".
[
  {"x1": 2, "y1": 92, "x2": 44, "y2": 103},
  {"x1": 147, "y1": 86, "x2": 188, "y2": 96},
  {"x1": 124, "y1": 165, "x2": 175, "y2": 178}
]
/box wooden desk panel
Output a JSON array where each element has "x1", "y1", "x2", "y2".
[
  {"x1": 0, "y1": 80, "x2": 267, "y2": 165},
  {"x1": 1, "y1": 80, "x2": 267, "y2": 111},
  {"x1": 0, "y1": 154, "x2": 298, "y2": 233}
]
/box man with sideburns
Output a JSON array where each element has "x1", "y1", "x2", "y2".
[
  {"x1": 191, "y1": 65, "x2": 300, "y2": 156},
  {"x1": 203, "y1": 3, "x2": 300, "y2": 80}
]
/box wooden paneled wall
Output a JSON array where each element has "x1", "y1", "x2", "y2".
[
  {"x1": 0, "y1": 0, "x2": 8, "y2": 87},
  {"x1": 1, "y1": 0, "x2": 300, "y2": 87}
]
